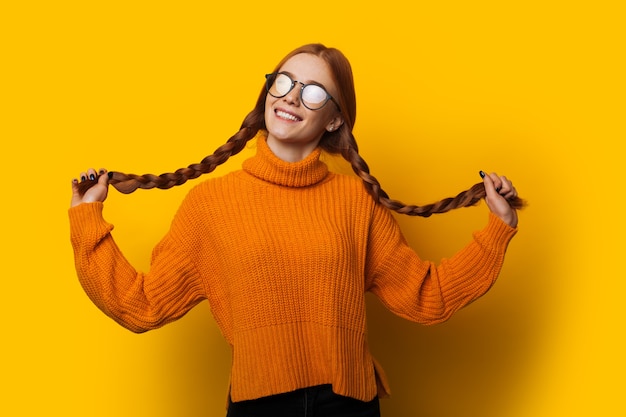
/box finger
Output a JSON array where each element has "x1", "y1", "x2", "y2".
[
  {"x1": 481, "y1": 172, "x2": 502, "y2": 200},
  {"x1": 483, "y1": 173, "x2": 501, "y2": 193},
  {"x1": 502, "y1": 185, "x2": 518, "y2": 200},
  {"x1": 498, "y1": 175, "x2": 513, "y2": 195},
  {"x1": 97, "y1": 169, "x2": 109, "y2": 185},
  {"x1": 496, "y1": 175, "x2": 513, "y2": 195},
  {"x1": 71, "y1": 178, "x2": 80, "y2": 193},
  {"x1": 486, "y1": 172, "x2": 502, "y2": 191},
  {"x1": 70, "y1": 177, "x2": 85, "y2": 207},
  {"x1": 87, "y1": 168, "x2": 98, "y2": 181}
]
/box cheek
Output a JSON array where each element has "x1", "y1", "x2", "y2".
[{"x1": 264, "y1": 98, "x2": 274, "y2": 123}]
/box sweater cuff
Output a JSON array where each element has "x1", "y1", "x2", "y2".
[
  {"x1": 68, "y1": 202, "x2": 113, "y2": 240},
  {"x1": 475, "y1": 212, "x2": 518, "y2": 249}
]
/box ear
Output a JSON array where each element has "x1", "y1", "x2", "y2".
[{"x1": 326, "y1": 115, "x2": 344, "y2": 132}]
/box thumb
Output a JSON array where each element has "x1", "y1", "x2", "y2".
[
  {"x1": 480, "y1": 171, "x2": 500, "y2": 200},
  {"x1": 70, "y1": 178, "x2": 82, "y2": 205},
  {"x1": 97, "y1": 170, "x2": 110, "y2": 187}
]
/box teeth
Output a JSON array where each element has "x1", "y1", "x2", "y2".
[{"x1": 276, "y1": 110, "x2": 301, "y2": 122}]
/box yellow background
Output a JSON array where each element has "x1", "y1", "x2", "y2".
[{"x1": 2, "y1": 1, "x2": 624, "y2": 416}]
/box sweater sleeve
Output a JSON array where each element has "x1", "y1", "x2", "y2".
[
  {"x1": 69, "y1": 202, "x2": 206, "y2": 333},
  {"x1": 365, "y1": 205, "x2": 517, "y2": 325}
]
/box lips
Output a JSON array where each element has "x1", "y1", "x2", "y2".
[{"x1": 275, "y1": 109, "x2": 302, "y2": 122}]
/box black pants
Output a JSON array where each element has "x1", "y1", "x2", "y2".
[{"x1": 226, "y1": 385, "x2": 381, "y2": 417}]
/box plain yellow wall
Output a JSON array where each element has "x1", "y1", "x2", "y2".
[{"x1": 2, "y1": 1, "x2": 624, "y2": 416}]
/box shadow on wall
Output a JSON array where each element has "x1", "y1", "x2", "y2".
[{"x1": 366, "y1": 253, "x2": 541, "y2": 417}]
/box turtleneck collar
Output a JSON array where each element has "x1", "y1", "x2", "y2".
[{"x1": 242, "y1": 131, "x2": 329, "y2": 188}]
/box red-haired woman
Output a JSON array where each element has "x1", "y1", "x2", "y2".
[{"x1": 70, "y1": 44, "x2": 522, "y2": 417}]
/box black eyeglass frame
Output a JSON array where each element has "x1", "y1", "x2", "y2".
[{"x1": 265, "y1": 72, "x2": 341, "y2": 111}]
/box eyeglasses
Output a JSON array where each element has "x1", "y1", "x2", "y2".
[{"x1": 265, "y1": 72, "x2": 340, "y2": 111}]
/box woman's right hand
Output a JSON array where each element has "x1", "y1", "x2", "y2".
[{"x1": 71, "y1": 168, "x2": 110, "y2": 208}]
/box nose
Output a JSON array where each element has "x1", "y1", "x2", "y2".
[{"x1": 283, "y1": 82, "x2": 302, "y2": 106}]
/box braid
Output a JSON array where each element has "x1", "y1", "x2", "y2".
[
  {"x1": 339, "y1": 133, "x2": 526, "y2": 217},
  {"x1": 76, "y1": 107, "x2": 265, "y2": 196},
  {"x1": 76, "y1": 40, "x2": 525, "y2": 213}
]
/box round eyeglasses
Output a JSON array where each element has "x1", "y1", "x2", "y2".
[{"x1": 265, "y1": 72, "x2": 340, "y2": 111}]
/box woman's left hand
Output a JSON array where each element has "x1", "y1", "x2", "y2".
[{"x1": 481, "y1": 172, "x2": 519, "y2": 228}]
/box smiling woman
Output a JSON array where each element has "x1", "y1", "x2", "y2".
[{"x1": 69, "y1": 43, "x2": 524, "y2": 417}]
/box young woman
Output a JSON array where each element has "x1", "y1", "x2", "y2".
[{"x1": 70, "y1": 44, "x2": 522, "y2": 417}]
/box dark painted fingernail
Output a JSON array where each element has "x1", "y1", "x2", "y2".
[
  {"x1": 99, "y1": 169, "x2": 105, "y2": 175},
  {"x1": 89, "y1": 174, "x2": 96, "y2": 180},
  {"x1": 107, "y1": 171, "x2": 113, "y2": 179},
  {"x1": 81, "y1": 175, "x2": 86, "y2": 181},
  {"x1": 479, "y1": 171, "x2": 486, "y2": 178}
]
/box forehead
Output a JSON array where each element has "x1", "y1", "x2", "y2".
[{"x1": 279, "y1": 53, "x2": 335, "y2": 87}]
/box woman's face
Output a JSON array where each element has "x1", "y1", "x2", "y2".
[{"x1": 264, "y1": 53, "x2": 343, "y2": 162}]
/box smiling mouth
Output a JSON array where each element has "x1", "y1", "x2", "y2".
[{"x1": 275, "y1": 109, "x2": 302, "y2": 122}]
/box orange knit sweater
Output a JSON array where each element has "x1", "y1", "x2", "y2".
[{"x1": 69, "y1": 134, "x2": 517, "y2": 402}]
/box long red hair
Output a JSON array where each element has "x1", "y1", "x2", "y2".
[{"x1": 77, "y1": 43, "x2": 525, "y2": 215}]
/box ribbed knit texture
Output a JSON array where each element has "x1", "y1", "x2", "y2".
[{"x1": 69, "y1": 132, "x2": 517, "y2": 402}]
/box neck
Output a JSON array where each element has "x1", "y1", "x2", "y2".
[{"x1": 266, "y1": 136, "x2": 322, "y2": 163}]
